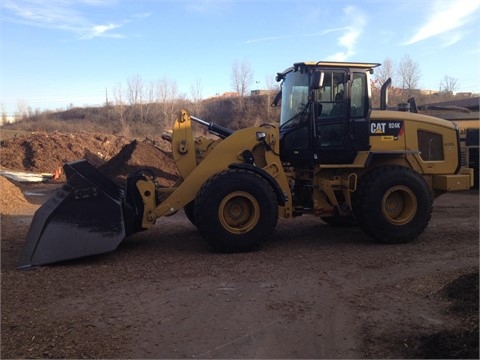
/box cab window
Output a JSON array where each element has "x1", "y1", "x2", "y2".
[
  {"x1": 316, "y1": 72, "x2": 346, "y2": 118},
  {"x1": 350, "y1": 73, "x2": 367, "y2": 118}
]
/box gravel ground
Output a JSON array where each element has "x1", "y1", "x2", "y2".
[
  {"x1": 1, "y1": 132, "x2": 478, "y2": 358},
  {"x1": 1, "y1": 180, "x2": 478, "y2": 359}
]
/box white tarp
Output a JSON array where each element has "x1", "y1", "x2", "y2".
[{"x1": 0, "y1": 169, "x2": 54, "y2": 183}]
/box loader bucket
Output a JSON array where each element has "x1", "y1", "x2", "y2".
[{"x1": 16, "y1": 160, "x2": 132, "y2": 269}]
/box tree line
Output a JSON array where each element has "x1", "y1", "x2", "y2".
[
  {"x1": 2, "y1": 94, "x2": 281, "y2": 138},
  {"x1": 374, "y1": 55, "x2": 460, "y2": 93},
  {"x1": 2, "y1": 56, "x2": 475, "y2": 134},
  {"x1": 371, "y1": 55, "x2": 468, "y2": 108}
]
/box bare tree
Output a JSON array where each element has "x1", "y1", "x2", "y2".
[
  {"x1": 263, "y1": 74, "x2": 280, "y2": 117},
  {"x1": 1, "y1": 102, "x2": 7, "y2": 125},
  {"x1": 397, "y1": 54, "x2": 421, "y2": 91},
  {"x1": 15, "y1": 100, "x2": 29, "y2": 121},
  {"x1": 231, "y1": 60, "x2": 254, "y2": 97},
  {"x1": 141, "y1": 80, "x2": 159, "y2": 124},
  {"x1": 190, "y1": 78, "x2": 204, "y2": 115},
  {"x1": 190, "y1": 78, "x2": 203, "y2": 102},
  {"x1": 440, "y1": 75, "x2": 458, "y2": 93},
  {"x1": 155, "y1": 77, "x2": 179, "y2": 128},
  {"x1": 126, "y1": 74, "x2": 144, "y2": 106},
  {"x1": 265, "y1": 74, "x2": 280, "y2": 92},
  {"x1": 112, "y1": 82, "x2": 125, "y2": 106},
  {"x1": 126, "y1": 74, "x2": 147, "y2": 123},
  {"x1": 111, "y1": 82, "x2": 129, "y2": 134},
  {"x1": 375, "y1": 58, "x2": 396, "y2": 86}
]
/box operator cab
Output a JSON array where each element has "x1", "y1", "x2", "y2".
[{"x1": 276, "y1": 61, "x2": 379, "y2": 166}]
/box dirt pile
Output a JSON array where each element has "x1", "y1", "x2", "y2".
[
  {"x1": 0, "y1": 176, "x2": 31, "y2": 214},
  {"x1": 1, "y1": 131, "x2": 131, "y2": 173},
  {"x1": 1, "y1": 132, "x2": 179, "y2": 187},
  {"x1": 99, "y1": 139, "x2": 179, "y2": 187},
  {"x1": 403, "y1": 271, "x2": 479, "y2": 359}
]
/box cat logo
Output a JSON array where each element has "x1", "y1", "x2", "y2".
[
  {"x1": 370, "y1": 120, "x2": 404, "y2": 139},
  {"x1": 371, "y1": 122, "x2": 386, "y2": 134}
]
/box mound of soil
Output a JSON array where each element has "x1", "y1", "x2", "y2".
[
  {"x1": 99, "y1": 140, "x2": 179, "y2": 187},
  {"x1": 403, "y1": 271, "x2": 479, "y2": 359},
  {"x1": 1, "y1": 131, "x2": 131, "y2": 173},
  {"x1": 0, "y1": 176, "x2": 32, "y2": 215},
  {"x1": 445, "y1": 272, "x2": 480, "y2": 313},
  {"x1": 1, "y1": 132, "x2": 179, "y2": 187}
]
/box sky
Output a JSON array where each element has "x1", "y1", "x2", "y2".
[{"x1": 1, "y1": 0, "x2": 479, "y2": 116}]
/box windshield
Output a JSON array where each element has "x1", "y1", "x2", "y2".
[{"x1": 280, "y1": 70, "x2": 310, "y2": 127}]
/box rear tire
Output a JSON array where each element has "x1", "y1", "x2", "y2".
[
  {"x1": 353, "y1": 166, "x2": 433, "y2": 243},
  {"x1": 194, "y1": 169, "x2": 278, "y2": 252}
]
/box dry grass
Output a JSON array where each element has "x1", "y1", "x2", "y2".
[{"x1": 0, "y1": 129, "x2": 34, "y2": 141}]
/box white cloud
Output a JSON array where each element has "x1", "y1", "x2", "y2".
[
  {"x1": 81, "y1": 23, "x2": 126, "y2": 40},
  {"x1": 243, "y1": 3, "x2": 366, "y2": 61},
  {"x1": 404, "y1": 0, "x2": 480, "y2": 45},
  {"x1": 326, "y1": 6, "x2": 367, "y2": 61},
  {"x1": 2, "y1": 0, "x2": 83, "y2": 27},
  {"x1": 243, "y1": 4, "x2": 366, "y2": 62},
  {"x1": 245, "y1": 28, "x2": 347, "y2": 44},
  {"x1": 441, "y1": 31, "x2": 464, "y2": 47},
  {"x1": 1, "y1": 0, "x2": 148, "y2": 40}
]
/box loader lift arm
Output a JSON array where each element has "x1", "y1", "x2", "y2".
[{"x1": 17, "y1": 110, "x2": 292, "y2": 268}]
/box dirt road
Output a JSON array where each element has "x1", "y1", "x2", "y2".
[{"x1": 1, "y1": 185, "x2": 478, "y2": 358}]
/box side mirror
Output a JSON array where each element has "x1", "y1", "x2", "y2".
[
  {"x1": 271, "y1": 91, "x2": 282, "y2": 107},
  {"x1": 311, "y1": 71, "x2": 324, "y2": 90}
]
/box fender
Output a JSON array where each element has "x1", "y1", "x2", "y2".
[{"x1": 228, "y1": 163, "x2": 286, "y2": 206}]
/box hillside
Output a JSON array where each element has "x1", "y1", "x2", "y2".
[{"x1": 1, "y1": 94, "x2": 281, "y2": 138}]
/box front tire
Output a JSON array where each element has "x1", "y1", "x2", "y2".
[
  {"x1": 184, "y1": 201, "x2": 196, "y2": 227},
  {"x1": 194, "y1": 169, "x2": 278, "y2": 252},
  {"x1": 353, "y1": 166, "x2": 433, "y2": 243}
]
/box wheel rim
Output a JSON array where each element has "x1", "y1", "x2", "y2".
[
  {"x1": 218, "y1": 191, "x2": 260, "y2": 234},
  {"x1": 381, "y1": 185, "x2": 417, "y2": 225}
]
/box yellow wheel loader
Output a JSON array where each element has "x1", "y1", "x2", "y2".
[{"x1": 17, "y1": 61, "x2": 474, "y2": 268}]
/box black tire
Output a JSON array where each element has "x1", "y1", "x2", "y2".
[
  {"x1": 353, "y1": 166, "x2": 433, "y2": 244},
  {"x1": 194, "y1": 169, "x2": 278, "y2": 252},
  {"x1": 184, "y1": 201, "x2": 196, "y2": 227}
]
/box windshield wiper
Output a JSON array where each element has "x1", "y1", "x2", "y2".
[{"x1": 280, "y1": 101, "x2": 310, "y2": 130}]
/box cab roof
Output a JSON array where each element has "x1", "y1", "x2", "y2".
[
  {"x1": 295, "y1": 61, "x2": 381, "y2": 69},
  {"x1": 276, "y1": 61, "x2": 381, "y2": 81}
]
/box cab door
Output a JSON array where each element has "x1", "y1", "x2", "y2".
[{"x1": 314, "y1": 70, "x2": 369, "y2": 164}]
